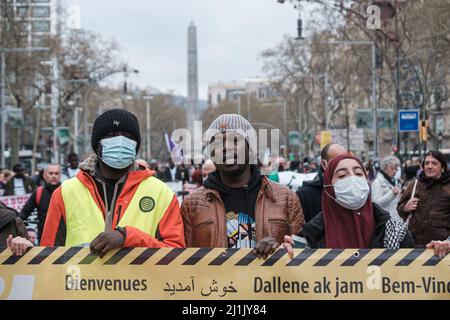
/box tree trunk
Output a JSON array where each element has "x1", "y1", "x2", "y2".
[
  {"x1": 31, "y1": 108, "x2": 41, "y2": 174},
  {"x1": 11, "y1": 126, "x2": 19, "y2": 167}
]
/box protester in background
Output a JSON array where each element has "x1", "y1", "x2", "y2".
[
  {"x1": 191, "y1": 168, "x2": 203, "y2": 187},
  {"x1": 5, "y1": 164, "x2": 35, "y2": 196},
  {"x1": 19, "y1": 164, "x2": 62, "y2": 243},
  {"x1": 32, "y1": 168, "x2": 45, "y2": 187},
  {"x1": 260, "y1": 158, "x2": 280, "y2": 183},
  {"x1": 182, "y1": 114, "x2": 303, "y2": 259},
  {"x1": 26, "y1": 228, "x2": 37, "y2": 246},
  {"x1": 289, "y1": 160, "x2": 300, "y2": 173},
  {"x1": 302, "y1": 161, "x2": 310, "y2": 173},
  {"x1": 278, "y1": 154, "x2": 414, "y2": 255},
  {"x1": 149, "y1": 159, "x2": 159, "y2": 173},
  {"x1": 2, "y1": 170, "x2": 13, "y2": 183},
  {"x1": 371, "y1": 156, "x2": 402, "y2": 221},
  {"x1": 308, "y1": 162, "x2": 319, "y2": 173},
  {"x1": 0, "y1": 171, "x2": 6, "y2": 196},
  {"x1": 176, "y1": 163, "x2": 190, "y2": 184},
  {"x1": 296, "y1": 143, "x2": 348, "y2": 222},
  {"x1": 403, "y1": 157, "x2": 421, "y2": 188},
  {"x1": 202, "y1": 159, "x2": 216, "y2": 180},
  {"x1": 398, "y1": 150, "x2": 450, "y2": 247},
  {"x1": 40, "y1": 109, "x2": 185, "y2": 254},
  {"x1": 277, "y1": 157, "x2": 287, "y2": 172},
  {"x1": 63, "y1": 153, "x2": 80, "y2": 180},
  {"x1": 365, "y1": 159, "x2": 376, "y2": 182},
  {"x1": 159, "y1": 158, "x2": 177, "y2": 182}
]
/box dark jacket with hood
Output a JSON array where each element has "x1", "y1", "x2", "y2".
[
  {"x1": 160, "y1": 166, "x2": 190, "y2": 183},
  {"x1": 0, "y1": 203, "x2": 28, "y2": 247},
  {"x1": 5, "y1": 176, "x2": 35, "y2": 196},
  {"x1": 296, "y1": 171, "x2": 323, "y2": 223},
  {"x1": 398, "y1": 170, "x2": 450, "y2": 247},
  {"x1": 181, "y1": 166, "x2": 304, "y2": 247},
  {"x1": 299, "y1": 203, "x2": 415, "y2": 248},
  {"x1": 202, "y1": 167, "x2": 262, "y2": 221},
  {"x1": 19, "y1": 182, "x2": 61, "y2": 242}
]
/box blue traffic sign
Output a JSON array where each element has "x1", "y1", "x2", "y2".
[{"x1": 398, "y1": 109, "x2": 420, "y2": 132}]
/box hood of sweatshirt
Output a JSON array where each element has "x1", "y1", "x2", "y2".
[{"x1": 203, "y1": 165, "x2": 262, "y2": 218}]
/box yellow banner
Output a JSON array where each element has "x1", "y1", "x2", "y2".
[
  {"x1": 320, "y1": 131, "x2": 332, "y2": 149},
  {"x1": 0, "y1": 247, "x2": 449, "y2": 300}
]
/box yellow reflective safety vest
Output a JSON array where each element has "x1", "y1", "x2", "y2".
[{"x1": 61, "y1": 176, "x2": 174, "y2": 247}]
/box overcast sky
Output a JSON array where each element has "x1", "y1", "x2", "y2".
[{"x1": 64, "y1": 0, "x2": 300, "y2": 100}]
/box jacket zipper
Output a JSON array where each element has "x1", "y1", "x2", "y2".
[
  {"x1": 116, "y1": 205, "x2": 123, "y2": 226},
  {"x1": 103, "y1": 173, "x2": 128, "y2": 232},
  {"x1": 86, "y1": 174, "x2": 106, "y2": 216},
  {"x1": 100, "y1": 181, "x2": 110, "y2": 231},
  {"x1": 244, "y1": 184, "x2": 252, "y2": 246}
]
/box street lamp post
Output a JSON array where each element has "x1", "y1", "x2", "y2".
[
  {"x1": 73, "y1": 106, "x2": 82, "y2": 155},
  {"x1": 143, "y1": 95, "x2": 154, "y2": 160},
  {"x1": 238, "y1": 94, "x2": 241, "y2": 115},
  {"x1": 323, "y1": 72, "x2": 331, "y2": 131},
  {"x1": 235, "y1": 92, "x2": 245, "y2": 116},
  {"x1": 123, "y1": 66, "x2": 139, "y2": 94},
  {"x1": 335, "y1": 97, "x2": 353, "y2": 152},
  {"x1": 329, "y1": 40, "x2": 378, "y2": 158},
  {"x1": 261, "y1": 100, "x2": 288, "y2": 157},
  {"x1": 247, "y1": 91, "x2": 251, "y2": 122}
]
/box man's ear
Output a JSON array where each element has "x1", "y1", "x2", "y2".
[
  {"x1": 320, "y1": 159, "x2": 327, "y2": 171},
  {"x1": 97, "y1": 144, "x2": 102, "y2": 158}
]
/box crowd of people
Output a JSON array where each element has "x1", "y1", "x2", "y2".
[{"x1": 0, "y1": 109, "x2": 449, "y2": 261}]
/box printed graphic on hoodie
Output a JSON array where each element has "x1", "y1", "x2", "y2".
[{"x1": 226, "y1": 210, "x2": 256, "y2": 248}]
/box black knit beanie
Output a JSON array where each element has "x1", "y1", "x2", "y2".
[{"x1": 91, "y1": 109, "x2": 141, "y2": 153}]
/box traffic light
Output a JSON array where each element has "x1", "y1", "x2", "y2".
[{"x1": 419, "y1": 120, "x2": 428, "y2": 142}]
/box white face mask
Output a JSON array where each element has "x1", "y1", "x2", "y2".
[
  {"x1": 395, "y1": 167, "x2": 401, "y2": 180},
  {"x1": 325, "y1": 176, "x2": 370, "y2": 210}
]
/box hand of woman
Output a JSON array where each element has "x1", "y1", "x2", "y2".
[
  {"x1": 404, "y1": 197, "x2": 419, "y2": 212},
  {"x1": 426, "y1": 240, "x2": 450, "y2": 259},
  {"x1": 282, "y1": 235, "x2": 295, "y2": 259},
  {"x1": 392, "y1": 187, "x2": 401, "y2": 195},
  {"x1": 7, "y1": 235, "x2": 34, "y2": 256}
]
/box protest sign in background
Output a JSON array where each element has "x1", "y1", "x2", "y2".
[{"x1": 0, "y1": 194, "x2": 31, "y2": 212}]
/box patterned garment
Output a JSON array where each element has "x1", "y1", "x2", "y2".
[
  {"x1": 226, "y1": 211, "x2": 256, "y2": 248},
  {"x1": 383, "y1": 218, "x2": 408, "y2": 249}
]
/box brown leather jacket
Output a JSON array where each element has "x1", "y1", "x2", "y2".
[
  {"x1": 181, "y1": 176, "x2": 304, "y2": 248},
  {"x1": 398, "y1": 171, "x2": 450, "y2": 247}
]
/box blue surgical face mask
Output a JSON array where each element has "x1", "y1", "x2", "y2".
[{"x1": 100, "y1": 136, "x2": 137, "y2": 169}]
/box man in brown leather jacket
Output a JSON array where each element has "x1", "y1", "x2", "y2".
[{"x1": 181, "y1": 114, "x2": 304, "y2": 258}]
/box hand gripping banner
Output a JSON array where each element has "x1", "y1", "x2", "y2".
[{"x1": 0, "y1": 247, "x2": 449, "y2": 300}]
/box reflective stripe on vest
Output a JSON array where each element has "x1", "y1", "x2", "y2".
[{"x1": 61, "y1": 176, "x2": 174, "y2": 247}]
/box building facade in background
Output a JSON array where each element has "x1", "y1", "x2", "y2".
[{"x1": 207, "y1": 77, "x2": 279, "y2": 108}]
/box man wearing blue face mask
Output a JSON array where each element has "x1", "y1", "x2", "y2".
[{"x1": 41, "y1": 109, "x2": 185, "y2": 256}]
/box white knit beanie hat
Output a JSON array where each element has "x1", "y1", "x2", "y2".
[{"x1": 204, "y1": 114, "x2": 257, "y2": 164}]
